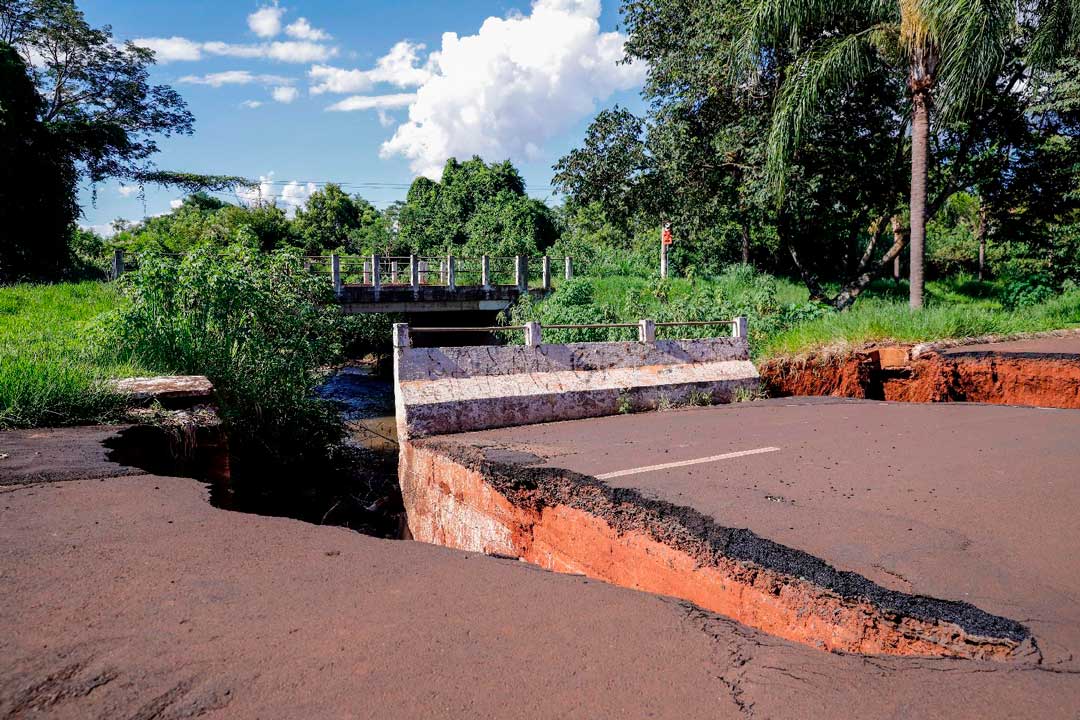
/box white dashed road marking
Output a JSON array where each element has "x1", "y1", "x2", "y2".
[{"x1": 594, "y1": 446, "x2": 781, "y2": 480}]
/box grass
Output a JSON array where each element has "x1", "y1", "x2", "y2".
[
  {"x1": 757, "y1": 289, "x2": 1080, "y2": 358},
  {"x1": 0, "y1": 281, "x2": 144, "y2": 429}
]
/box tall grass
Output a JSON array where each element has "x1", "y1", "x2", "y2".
[{"x1": 0, "y1": 282, "x2": 140, "y2": 429}]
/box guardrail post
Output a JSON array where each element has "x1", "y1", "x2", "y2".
[
  {"x1": 331, "y1": 253, "x2": 342, "y2": 294},
  {"x1": 732, "y1": 316, "x2": 748, "y2": 339},
  {"x1": 542, "y1": 256, "x2": 551, "y2": 290},
  {"x1": 111, "y1": 249, "x2": 125, "y2": 280},
  {"x1": 390, "y1": 260, "x2": 399, "y2": 284},
  {"x1": 362, "y1": 259, "x2": 371, "y2": 285},
  {"x1": 447, "y1": 255, "x2": 456, "y2": 291},
  {"x1": 638, "y1": 319, "x2": 656, "y2": 343},
  {"x1": 524, "y1": 321, "x2": 542, "y2": 347},
  {"x1": 481, "y1": 255, "x2": 491, "y2": 290},
  {"x1": 439, "y1": 259, "x2": 447, "y2": 285},
  {"x1": 392, "y1": 323, "x2": 411, "y2": 349},
  {"x1": 371, "y1": 254, "x2": 381, "y2": 296},
  {"x1": 515, "y1": 255, "x2": 528, "y2": 292},
  {"x1": 418, "y1": 259, "x2": 428, "y2": 286},
  {"x1": 410, "y1": 255, "x2": 420, "y2": 297},
  {"x1": 564, "y1": 256, "x2": 573, "y2": 281}
]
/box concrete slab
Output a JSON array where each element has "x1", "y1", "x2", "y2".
[
  {"x1": 430, "y1": 398, "x2": 1080, "y2": 667},
  {"x1": 940, "y1": 334, "x2": 1080, "y2": 357}
]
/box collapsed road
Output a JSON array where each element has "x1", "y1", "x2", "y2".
[{"x1": 3, "y1": 323, "x2": 1080, "y2": 717}]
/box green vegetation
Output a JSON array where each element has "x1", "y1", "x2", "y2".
[
  {"x1": 0, "y1": 281, "x2": 139, "y2": 428},
  {"x1": 508, "y1": 264, "x2": 1080, "y2": 359},
  {"x1": 103, "y1": 248, "x2": 348, "y2": 465}
]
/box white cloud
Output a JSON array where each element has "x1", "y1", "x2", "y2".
[
  {"x1": 272, "y1": 86, "x2": 300, "y2": 103},
  {"x1": 248, "y1": 3, "x2": 285, "y2": 38},
  {"x1": 309, "y1": 41, "x2": 432, "y2": 95},
  {"x1": 118, "y1": 185, "x2": 139, "y2": 197},
  {"x1": 326, "y1": 93, "x2": 416, "y2": 112},
  {"x1": 132, "y1": 36, "x2": 203, "y2": 62},
  {"x1": 236, "y1": 173, "x2": 316, "y2": 216},
  {"x1": 170, "y1": 198, "x2": 185, "y2": 209},
  {"x1": 179, "y1": 70, "x2": 293, "y2": 87},
  {"x1": 241, "y1": 100, "x2": 264, "y2": 109},
  {"x1": 133, "y1": 37, "x2": 335, "y2": 64},
  {"x1": 79, "y1": 223, "x2": 118, "y2": 238},
  {"x1": 204, "y1": 40, "x2": 336, "y2": 63},
  {"x1": 379, "y1": 0, "x2": 645, "y2": 178},
  {"x1": 286, "y1": 18, "x2": 330, "y2": 41}
]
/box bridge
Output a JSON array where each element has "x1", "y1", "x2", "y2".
[
  {"x1": 110, "y1": 250, "x2": 573, "y2": 315},
  {"x1": 321, "y1": 254, "x2": 570, "y2": 314}
]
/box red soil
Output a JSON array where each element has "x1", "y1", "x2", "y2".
[
  {"x1": 399, "y1": 441, "x2": 1025, "y2": 661},
  {"x1": 760, "y1": 340, "x2": 1080, "y2": 408}
]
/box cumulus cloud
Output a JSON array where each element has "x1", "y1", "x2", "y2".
[
  {"x1": 179, "y1": 70, "x2": 293, "y2": 87},
  {"x1": 236, "y1": 173, "x2": 316, "y2": 215},
  {"x1": 378, "y1": 0, "x2": 645, "y2": 177},
  {"x1": 241, "y1": 99, "x2": 264, "y2": 109},
  {"x1": 272, "y1": 86, "x2": 300, "y2": 103},
  {"x1": 309, "y1": 41, "x2": 432, "y2": 95},
  {"x1": 118, "y1": 185, "x2": 139, "y2": 197},
  {"x1": 286, "y1": 18, "x2": 330, "y2": 41},
  {"x1": 248, "y1": 3, "x2": 286, "y2": 38},
  {"x1": 326, "y1": 93, "x2": 416, "y2": 112},
  {"x1": 169, "y1": 198, "x2": 185, "y2": 209},
  {"x1": 132, "y1": 36, "x2": 203, "y2": 62}
]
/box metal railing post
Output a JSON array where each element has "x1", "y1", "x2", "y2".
[
  {"x1": 481, "y1": 255, "x2": 491, "y2": 290},
  {"x1": 732, "y1": 316, "x2": 748, "y2": 339},
  {"x1": 542, "y1": 256, "x2": 551, "y2": 290},
  {"x1": 524, "y1": 321, "x2": 542, "y2": 347},
  {"x1": 515, "y1": 255, "x2": 528, "y2": 292},
  {"x1": 447, "y1": 255, "x2": 456, "y2": 291},
  {"x1": 638, "y1": 319, "x2": 656, "y2": 343},
  {"x1": 331, "y1": 253, "x2": 342, "y2": 294},
  {"x1": 410, "y1": 255, "x2": 419, "y2": 296},
  {"x1": 564, "y1": 256, "x2": 573, "y2": 281}
]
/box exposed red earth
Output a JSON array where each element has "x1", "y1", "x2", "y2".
[
  {"x1": 400, "y1": 400, "x2": 1080, "y2": 670},
  {"x1": 760, "y1": 332, "x2": 1080, "y2": 407},
  {"x1": 4, "y1": 401, "x2": 1080, "y2": 718}
]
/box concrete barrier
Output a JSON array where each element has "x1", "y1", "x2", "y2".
[{"x1": 393, "y1": 321, "x2": 760, "y2": 439}]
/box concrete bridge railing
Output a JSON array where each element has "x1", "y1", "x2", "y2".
[{"x1": 393, "y1": 318, "x2": 759, "y2": 439}]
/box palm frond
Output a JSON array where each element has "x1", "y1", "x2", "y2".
[
  {"x1": 1027, "y1": 0, "x2": 1080, "y2": 68},
  {"x1": 765, "y1": 29, "x2": 886, "y2": 198},
  {"x1": 731, "y1": 0, "x2": 894, "y2": 82},
  {"x1": 932, "y1": 0, "x2": 1015, "y2": 120}
]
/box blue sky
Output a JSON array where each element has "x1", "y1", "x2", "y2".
[{"x1": 79, "y1": 0, "x2": 646, "y2": 234}]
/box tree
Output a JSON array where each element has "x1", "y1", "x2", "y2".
[
  {"x1": 1, "y1": 0, "x2": 194, "y2": 184},
  {"x1": 293, "y1": 184, "x2": 366, "y2": 254},
  {"x1": 0, "y1": 42, "x2": 74, "y2": 280},
  {"x1": 734, "y1": 0, "x2": 1076, "y2": 308},
  {"x1": 398, "y1": 157, "x2": 556, "y2": 256}
]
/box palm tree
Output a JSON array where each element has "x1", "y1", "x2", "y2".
[{"x1": 737, "y1": 0, "x2": 1021, "y2": 309}]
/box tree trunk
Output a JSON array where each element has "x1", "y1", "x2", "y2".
[
  {"x1": 831, "y1": 216, "x2": 908, "y2": 311},
  {"x1": 976, "y1": 207, "x2": 987, "y2": 280},
  {"x1": 740, "y1": 216, "x2": 751, "y2": 265},
  {"x1": 908, "y1": 90, "x2": 930, "y2": 309}
]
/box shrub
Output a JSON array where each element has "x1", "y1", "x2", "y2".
[{"x1": 105, "y1": 247, "x2": 345, "y2": 464}]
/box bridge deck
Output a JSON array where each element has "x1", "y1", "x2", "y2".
[{"x1": 338, "y1": 284, "x2": 542, "y2": 313}]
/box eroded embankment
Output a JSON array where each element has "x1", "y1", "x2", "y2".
[
  {"x1": 759, "y1": 345, "x2": 1080, "y2": 407},
  {"x1": 400, "y1": 440, "x2": 1034, "y2": 661}
]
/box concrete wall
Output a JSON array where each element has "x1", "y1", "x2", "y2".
[{"x1": 394, "y1": 329, "x2": 760, "y2": 438}]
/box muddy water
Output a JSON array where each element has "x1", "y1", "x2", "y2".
[{"x1": 317, "y1": 364, "x2": 398, "y2": 453}]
